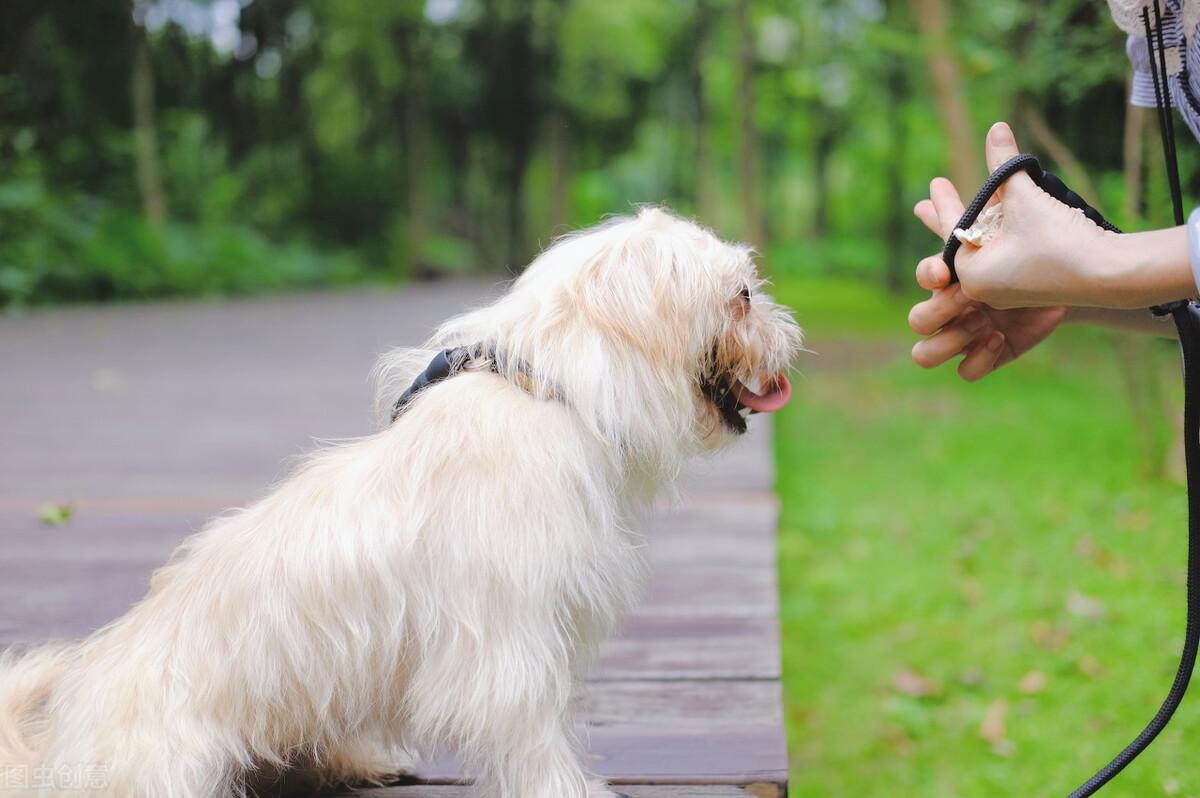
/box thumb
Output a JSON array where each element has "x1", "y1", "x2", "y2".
[{"x1": 985, "y1": 121, "x2": 1021, "y2": 173}]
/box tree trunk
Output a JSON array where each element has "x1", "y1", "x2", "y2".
[
  {"x1": 734, "y1": 0, "x2": 764, "y2": 247},
  {"x1": 399, "y1": 23, "x2": 430, "y2": 275},
  {"x1": 884, "y1": 67, "x2": 909, "y2": 293},
  {"x1": 1018, "y1": 99, "x2": 1100, "y2": 202},
  {"x1": 131, "y1": 21, "x2": 166, "y2": 225},
  {"x1": 908, "y1": 0, "x2": 980, "y2": 191},
  {"x1": 1122, "y1": 75, "x2": 1146, "y2": 224},
  {"x1": 547, "y1": 111, "x2": 571, "y2": 233},
  {"x1": 505, "y1": 142, "x2": 532, "y2": 269},
  {"x1": 812, "y1": 120, "x2": 834, "y2": 238},
  {"x1": 693, "y1": 0, "x2": 716, "y2": 222}
]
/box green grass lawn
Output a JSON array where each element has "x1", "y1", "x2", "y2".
[{"x1": 772, "y1": 277, "x2": 1196, "y2": 797}]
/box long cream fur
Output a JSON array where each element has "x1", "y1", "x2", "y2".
[{"x1": 0, "y1": 207, "x2": 803, "y2": 797}]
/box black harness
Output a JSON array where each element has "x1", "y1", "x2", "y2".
[
  {"x1": 943, "y1": 7, "x2": 1199, "y2": 792},
  {"x1": 390, "y1": 345, "x2": 547, "y2": 422},
  {"x1": 390, "y1": 346, "x2": 497, "y2": 422}
]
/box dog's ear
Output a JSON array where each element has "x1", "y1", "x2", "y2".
[{"x1": 568, "y1": 227, "x2": 692, "y2": 366}]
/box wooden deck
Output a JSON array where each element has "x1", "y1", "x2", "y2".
[{"x1": 0, "y1": 285, "x2": 789, "y2": 797}]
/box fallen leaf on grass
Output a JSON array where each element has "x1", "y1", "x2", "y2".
[
  {"x1": 1018, "y1": 671, "x2": 1047, "y2": 695},
  {"x1": 37, "y1": 503, "x2": 74, "y2": 526},
  {"x1": 959, "y1": 667, "x2": 986, "y2": 689},
  {"x1": 1030, "y1": 620, "x2": 1068, "y2": 649},
  {"x1": 893, "y1": 668, "x2": 939, "y2": 698},
  {"x1": 1078, "y1": 655, "x2": 1103, "y2": 679},
  {"x1": 979, "y1": 698, "x2": 1014, "y2": 756},
  {"x1": 1066, "y1": 591, "x2": 1107, "y2": 620}
]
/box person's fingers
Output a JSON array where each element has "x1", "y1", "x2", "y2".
[
  {"x1": 915, "y1": 254, "x2": 951, "y2": 291},
  {"x1": 914, "y1": 199, "x2": 941, "y2": 238},
  {"x1": 985, "y1": 121, "x2": 1021, "y2": 172},
  {"x1": 984, "y1": 120, "x2": 1038, "y2": 198},
  {"x1": 908, "y1": 285, "x2": 972, "y2": 336},
  {"x1": 957, "y1": 330, "x2": 1005, "y2": 382},
  {"x1": 929, "y1": 178, "x2": 966, "y2": 239},
  {"x1": 911, "y1": 309, "x2": 988, "y2": 368}
]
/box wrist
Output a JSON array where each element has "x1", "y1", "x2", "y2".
[{"x1": 1093, "y1": 227, "x2": 1192, "y2": 309}]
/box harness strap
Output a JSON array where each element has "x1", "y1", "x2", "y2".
[
  {"x1": 390, "y1": 346, "x2": 497, "y2": 422},
  {"x1": 390, "y1": 345, "x2": 549, "y2": 422}
]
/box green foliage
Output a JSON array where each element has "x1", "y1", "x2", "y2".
[
  {"x1": 2, "y1": 0, "x2": 1174, "y2": 306},
  {"x1": 0, "y1": 175, "x2": 364, "y2": 305}
]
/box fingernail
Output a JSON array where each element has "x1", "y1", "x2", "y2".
[
  {"x1": 989, "y1": 122, "x2": 1014, "y2": 147},
  {"x1": 987, "y1": 332, "x2": 1005, "y2": 351}
]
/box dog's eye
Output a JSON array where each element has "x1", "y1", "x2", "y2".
[{"x1": 739, "y1": 287, "x2": 751, "y2": 302}]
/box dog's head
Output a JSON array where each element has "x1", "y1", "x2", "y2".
[{"x1": 405, "y1": 207, "x2": 803, "y2": 471}]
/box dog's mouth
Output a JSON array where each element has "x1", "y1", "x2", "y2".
[{"x1": 699, "y1": 370, "x2": 793, "y2": 434}]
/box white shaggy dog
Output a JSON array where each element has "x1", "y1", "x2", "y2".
[{"x1": 0, "y1": 207, "x2": 803, "y2": 798}]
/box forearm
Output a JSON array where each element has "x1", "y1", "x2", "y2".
[
  {"x1": 1089, "y1": 226, "x2": 1195, "y2": 309},
  {"x1": 1065, "y1": 306, "x2": 1178, "y2": 338}
]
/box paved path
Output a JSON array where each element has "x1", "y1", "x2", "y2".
[{"x1": 0, "y1": 285, "x2": 787, "y2": 797}]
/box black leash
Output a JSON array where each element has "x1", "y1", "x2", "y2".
[
  {"x1": 941, "y1": 6, "x2": 1200, "y2": 784},
  {"x1": 944, "y1": 153, "x2": 1200, "y2": 794}
]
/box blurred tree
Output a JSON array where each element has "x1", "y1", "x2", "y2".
[
  {"x1": 909, "y1": 0, "x2": 981, "y2": 190},
  {"x1": 131, "y1": 14, "x2": 167, "y2": 224},
  {"x1": 735, "y1": 0, "x2": 765, "y2": 246},
  {"x1": 0, "y1": 0, "x2": 1175, "y2": 305}
]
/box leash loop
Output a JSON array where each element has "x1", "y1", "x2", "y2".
[{"x1": 941, "y1": 153, "x2": 1120, "y2": 282}]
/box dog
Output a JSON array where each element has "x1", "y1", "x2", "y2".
[{"x1": 0, "y1": 207, "x2": 803, "y2": 797}]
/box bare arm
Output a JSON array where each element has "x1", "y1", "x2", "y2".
[{"x1": 1065, "y1": 307, "x2": 1179, "y2": 337}]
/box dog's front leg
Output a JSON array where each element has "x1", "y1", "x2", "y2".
[
  {"x1": 472, "y1": 715, "x2": 618, "y2": 798},
  {"x1": 407, "y1": 622, "x2": 617, "y2": 798}
]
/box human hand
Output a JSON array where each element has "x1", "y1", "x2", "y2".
[
  {"x1": 908, "y1": 123, "x2": 1070, "y2": 381},
  {"x1": 917, "y1": 122, "x2": 1119, "y2": 310}
]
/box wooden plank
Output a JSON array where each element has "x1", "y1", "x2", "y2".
[
  {"x1": 596, "y1": 616, "x2": 780, "y2": 681},
  {"x1": 0, "y1": 574, "x2": 783, "y2": 682},
  {"x1": 412, "y1": 723, "x2": 786, "y2": 785},
  {"x1": 642, "y1": 567, "x2": 776, "y2": 618},
  {"x1": 0, "y1": 558, "x2": 156, "y2": 644},
  {"x1": 402, "y1": 678, "x2": 790, "y2": 785},
  {"x1": 0, "y1": 506, "x2": 780, "y2": 575},
  {"x1": 0, "y1": 559, "x2": 782, "y2": 682},
  {"x1": 0, "y1": 551, "x2": 778, "y2": 622},
  {"x1": 579, "y1": 680, "x2": 782, "y2": 726},
  {"x1": 644, "y1": 502, "x2": 777, "y2": 569},
  {"x1": 678, "y1": 421, "x2": 775, "y2": 494},
  {"x1": 348, "y1": 786, "x2": 779, "y2": 798},
  {"x1": 0, "y1": 510, "x2": 782, "y2": 646}
]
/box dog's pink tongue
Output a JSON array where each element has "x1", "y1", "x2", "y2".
[{"x1": 734, "y1": 374, "x2": 793, "y2": 413}]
